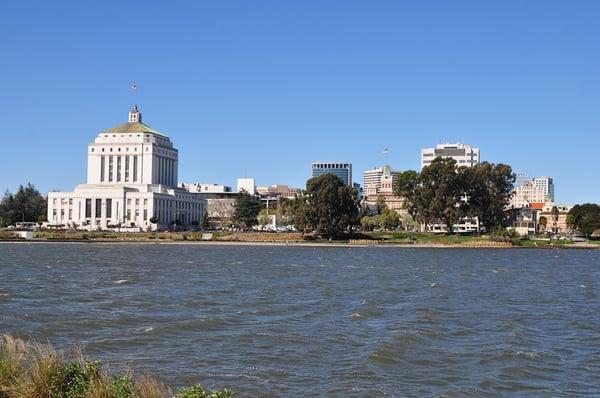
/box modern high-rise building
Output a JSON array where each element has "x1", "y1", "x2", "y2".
[
  {"x1": 311, "y1": 162, "x2": 352, "y2": 186},
  {"x1": 47, "y1": 106, "x2": 206, "y2": 230},
  {"x1": 532, "y1": 177, "x2": 555, "y2": 201},
  {"x1": 421, "y1": 143, "x2": 480, "y2": 169},
  {"x1": 363, "y1": 167, "x2": 384, "y2": 196}
]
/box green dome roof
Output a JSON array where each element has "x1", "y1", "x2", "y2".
[{"x1": 100, "y1": 121, "x2": 166, "y2": 137}]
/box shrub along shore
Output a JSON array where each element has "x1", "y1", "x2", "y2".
[
  {"x1": 1, "y1": 230, "x2": 598, "y2": 249},
  {"x1": 0, "y1": 335, "x2": 230, "y2": 398}
]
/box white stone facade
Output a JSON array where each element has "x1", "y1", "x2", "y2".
[{"x1": 47, "y1": 106, "x2": 205, "y2": 230}]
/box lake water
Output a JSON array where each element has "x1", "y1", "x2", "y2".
[{"x1": 0, "y1": 243, "x2": 599, "y2": 397}]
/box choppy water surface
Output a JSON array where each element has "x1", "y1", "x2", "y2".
[{"x1": 1, "y1": 243, "x2": 599, "y2": 397}]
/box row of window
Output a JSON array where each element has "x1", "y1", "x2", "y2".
[{"x1": 100, "y1": 155, "x2": 139, "y2": 183}]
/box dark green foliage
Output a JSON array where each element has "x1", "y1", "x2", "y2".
[
  {"x1": 201, "y1": 211, "x2": 210, "y2": 229},
  {"x1": 232, "y1": 193, "x2": 261, "y2": 229},
  {"x1": 360, "y1": 208, "x2": 400, "y2": 231},
  {"x1": 295, "y1": 173, "x2": 359, "y2": 238},
  {"x1": 149, "y1": 216, "x2": 158, "y2": 224},
  {"x1": 178, "y1": 384, "x2": 232, "y2": 398},
  {"x1": 112, "y1": 375, "x2": 135, "y2": 398},
  {"x1": 0, "y1": 183, "x2": 47, "y2": 226},
  {"x1": 395, "y1": 158, "x2": 516, "y2": 232},
  {"x1": 568, "y1": 203, "x2": 600, "y2": 237},
  {"x1": 461, "y1": 162, "x2": 516, "y2": 231},
  {"x1": 47, "y1": 360, "x2": 102, "y2": 398}
]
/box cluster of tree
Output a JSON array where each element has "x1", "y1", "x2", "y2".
[
  {"x1": 395, "y1": 158, "x2": 516, "y2": 232},
  {"x1": 360, "y1": 207, "x2": 400, "y2": 231},
  {"x1": 567, "y1": 203, "x2": 600, "y2": 237},
  {"x1": 232, "y1": 192, "x2": 262, "y2": 229},
  {"x1": 293, "y1": 174, "x2": 360, "y2": 237},
  {"x1": 0, "y1": 183, "x2": 47, "y2": 227},
  {"x1": 232, "y1": 174, "x2": 360, "y2": 237}
]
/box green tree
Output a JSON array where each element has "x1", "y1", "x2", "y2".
[
  {"x1": 201, "y1": 210, "x2": 210, "y2": 229},
  {"x1": 461, "y1": 162, "x2": 516, "y2": 231},
  {"x1": 396, "y1": 160, "x2": 515, "y2": 233},
  {"x1": 296, "y1": 173, "x2": 359, "y2": 238},
  {"x1": 232, "y1": 192, "x2": 261, "y2": 229},
  {"x1": 0, "y1": 183, "x2": 47, "y2": 227},
  {"x1": 395, "y1": 170, "x2": 420, "y2": 220},
  {"x1": 360, "y1": 215, "x2": 377, "y2": 231},
  {"x1": 567, "y1": 203, "x2": 600, "y2": 238},
  {"x1": 375, "y1": 196, "x2": 387, "y2": 214},
  {"x1": 417, "y1": 157, "x2": 463, "y2": 232},
  {"x1": 380, "y1": 207, "x2": 400, "y2": 230}
]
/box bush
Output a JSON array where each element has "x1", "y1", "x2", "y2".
[
  {"x1": 0, "y1": 335, "x2": 231, "y2": 398},
  {"x1": 178, "y1": 384, "x2": 232, "y2": 398}
]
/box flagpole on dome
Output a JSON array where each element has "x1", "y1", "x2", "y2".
[{"x1": 128, "y1": 83, "x2": 142, "y2": 123}]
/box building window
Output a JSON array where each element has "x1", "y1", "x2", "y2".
[
  {"x1": 125, "y1": 156, "x2": 130, "y2": 182},
  {"x1": 127, "y1": 209, "x2": 131, "y2": 221},
  {"x1": 133, "y1": 156, "x2": 138, "y2": 182},
  {"x1": 117, "y1": 156, "x2": 122, "y2": 182},
  {"x1": 135, "y1": 199, "x2": 139, "y2": 206},
  {"x1": 95, "y1": 199, "x2": 102, "y2": 218},
  {"x1": 109, "y1": 156, "x2": 114, "y2": 182},
  {"x1": 106, "y1": 199, "x2": 112, "y2": 218},
  {"x1": 143, "y1": 209, "x2": 147, "y2": 220},
  {"x1": 85, "y1": 199, "x2": 92, "y2": 218},
  {"x1": 100, "y1": 156, "x2": 105, "y2": 182},
  {"x1": 68, "y1": 209, "x2": 72, "y2": 220}
]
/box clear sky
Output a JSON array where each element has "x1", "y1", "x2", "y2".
[{"x1": 1, "y1": 1, "x2": 598, "y2": 204}]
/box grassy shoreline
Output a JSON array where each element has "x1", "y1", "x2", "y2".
[
  {"x1": 0, "y1": 230, "x2": 598, "y2": 249},
  {"x1": 0, "y1": 335, "x2": 230, "y2": 398}
]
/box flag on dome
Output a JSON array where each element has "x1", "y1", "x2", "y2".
[{"x1": 130, "y1": 83, "x2": 137, "y2": 91}]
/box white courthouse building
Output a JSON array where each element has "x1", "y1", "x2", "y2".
[{"x1": 47, "y1": 106, "x2": 205, "y2": 230}]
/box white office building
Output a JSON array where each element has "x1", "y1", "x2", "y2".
[
  {"x1": 47, "y1": 106, "x2": 206, "y2": 230},
  {"x1": 421, "y1": 143, "x2": 480, "y2": 169},
  {"x1": 237, "y1": 178, "x2": 256, "y2": 195},
  {"x1": 363, "y1": 167, "x2": 384, "y2": 196}
]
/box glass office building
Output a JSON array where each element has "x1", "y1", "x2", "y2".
[{"x1": 311, "y1": 162, "x2": 352, "y2": 186}]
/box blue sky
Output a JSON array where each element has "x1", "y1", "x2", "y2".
[{"x1": 0, "y1": 1, "x2": 598, "y2": 203}]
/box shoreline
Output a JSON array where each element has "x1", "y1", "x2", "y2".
[{"x1": 1, "y1": 238, "x2": 598, "y2": 249}]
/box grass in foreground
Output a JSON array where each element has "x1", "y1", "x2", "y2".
[{"x1": 0, "y1": 335, "x2": 231, "y2": 398}]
